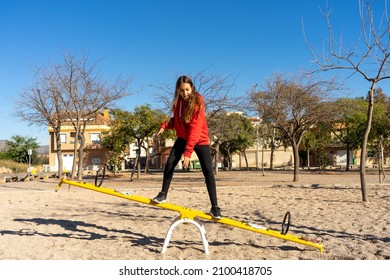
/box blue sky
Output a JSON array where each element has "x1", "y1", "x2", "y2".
[{"x1": 1, "y1": 0, "x2": 388, "y2": 145}]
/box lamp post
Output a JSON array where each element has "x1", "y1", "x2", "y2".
[{"x1": 28, "y1": 149, "x2": 32, "y2": 173}]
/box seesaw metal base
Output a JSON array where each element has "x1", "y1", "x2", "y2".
[
  {"x1": 56, "y1": 178, "x2": 323, "y2": 254},
  {"x1": 163, "y1": 217, "x2": 209, "y2": 254}
]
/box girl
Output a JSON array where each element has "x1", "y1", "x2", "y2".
[{"x1": 152, "y1": 75, "x2": 222, "y2": 219}]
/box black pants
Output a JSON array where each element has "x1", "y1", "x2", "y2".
[{"x1": 161, "y1": 137, "x2": 218, "y2": 208}]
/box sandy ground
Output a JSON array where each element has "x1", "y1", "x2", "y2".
[{"x1": 0, "y1": 169, "x2": 389, "y2": 260}]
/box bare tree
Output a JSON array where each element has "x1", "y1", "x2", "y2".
[
  {"x1": 15, "y1": 65, "x2": 66, "y2": 178},
  {"x1": 304, "y1": 0, "x2": 390, "y2": 201},
  {"x1": 16, "y1": 52, "x2": 133, "y2": 180},
  {"x1": 257, "y1": 123, "x2": 284, "y2": 171},
  {"x1": 55, "y1": 53, "x2": 133, "y2": 179},
  {"x1": 251, "y1": 73, "x2": 336, "y2": 182},
  {"x1": 153, "y1": 71, "x2": 240, "y2": 114}
]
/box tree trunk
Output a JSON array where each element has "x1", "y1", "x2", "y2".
[
  {"x1": 306, "y1": 148, "x2": 310, "y2": 169},
  {"x1": 137, "y1": 139, "x2": 141, "y2": 178},
  {"x1": 270, "y1": 141, "x2": 275, "y2": 170},
  {"x1": 292, "y1": 140, "x2": 300, "y2": 182},
  {"x1": 346, "y1": 143, "x2": 351, "y2": 171},
  {"x1": 130, "y1": 155, "x2": 139, "y2": 181},
  {"x1": 214, "y1": 142, "x2": 220, "y2": 175},
  {"x1": 228, "y1": 150, "x2": 233, "y2": 171},
  {"x1": 243, "y1": 150, "x2": 249, "y2": 170},
  {"x1": 144, "y1": 142, "x2": 150, "y2": 174},
  {"x1": 77, "y1": 133, "x2": 85, "y2": 180},
  {"x1": 71, "y1": 122, "x2": 80, "y2": 179},
  {"x1": 378, "y1": 135, "x2": 385, "y2": 183},
  {"x1": 55, "y1": 129, "x2": 63, "y2": 179},
  {"x1": 145, "y1": 149, "x2": 150, "y2": 173},
  {"x1": 360, "y1": 84, "x2": 375, "y2": 202},
  {"x1": 261, "y1": 141, "x2": 265, "y2": 176}
]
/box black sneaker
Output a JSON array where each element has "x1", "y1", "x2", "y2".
[
  {"x1": 209, "y1": 206, "x2": 222, "y2": 219},
  {"x1": 152, "y1": 192, "x2": 166, "y2": 203}
]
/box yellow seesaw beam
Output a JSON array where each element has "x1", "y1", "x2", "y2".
[{"x1": 56, "y1": 178, "x2": 323, "y2": 253}]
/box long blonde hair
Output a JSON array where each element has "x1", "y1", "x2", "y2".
[{"x1": 172, "y1": 75, "x2": 202, "y2": 123}]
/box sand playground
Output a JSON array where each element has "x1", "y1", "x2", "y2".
[{"x1": 0, "y1": 169, "x2": 389, "y2": 260}]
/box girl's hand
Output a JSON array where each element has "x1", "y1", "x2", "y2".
[
  {"x1": 182, "y1": 156, "x2": 191, "y2": 169},
  {"x1": 155, "y1": 127, "x2": 165, "y2": 137}
]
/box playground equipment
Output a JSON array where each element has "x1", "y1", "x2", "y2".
[{"x1": 56, "y1": 174, "x2": 323, "y2": 254}]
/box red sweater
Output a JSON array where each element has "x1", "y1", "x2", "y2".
[{"x1": 161, "y1": 93, "x2": 209, "y2": 157}]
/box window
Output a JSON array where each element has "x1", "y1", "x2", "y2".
[
  {"x1": 92, "y1": 157, "x2": 101, "y2": 164},
  {"x1": 60, "y1": 134, "x2": 67, "y2": 143},
  {"x1": 90, "y1": 133, "x2": 101, "y2": 144},
  {"x1": 70, "y1": 131, "x2": 81, "y2": 144},
  {"x1": 70, "y1": 132, "x2": 82, "y2": 140}
]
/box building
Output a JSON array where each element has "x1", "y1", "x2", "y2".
[
  {"x1": 231, "y1": 145, "x2": 294, "y2": 169},
  {"x1": 48, "y1": 108, "x2": 111, "y2": 173}
]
